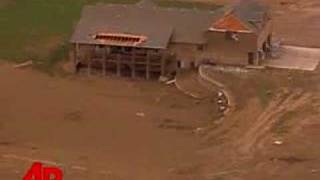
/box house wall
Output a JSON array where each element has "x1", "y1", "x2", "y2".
[
  {"x1": 167, "y1": 43, "x2": 202, "y2": 68},
  {"x1": 203, "y1": 31, "x2": 258, "y2": 66},
  {"x1": 257, "y1": 20, "x2": 273, "y2": 49},
  {"x1": 167, "y1": 31, "x2": 259, "y2": 67},
  {"x1": 74, "y1": 24, "x2": 271, "y2": 70},
  {"x1": 76, "y1": 44, "x2": 95, "y2": 64}
]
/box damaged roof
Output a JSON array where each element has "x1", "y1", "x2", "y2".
[
  {"x1": 70, "y1": 0, "x2": 269, "y2": 47},
  {"x1": 70, "y1": 1, "x2": 223, "y2": 48},
  {"x1": 210, "y1": 0, "x2": 270, "y2": 33}
]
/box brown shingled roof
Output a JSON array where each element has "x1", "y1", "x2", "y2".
[
  {"x1": 70, "y1": 3, "x2": 223, "y2": 48},
  {"x1": 70, "y1": 0, "x2": 269, "y2": 47}
]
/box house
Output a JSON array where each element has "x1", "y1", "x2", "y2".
[{"x1": 70, "y1": 0, "x2": 273, "y2": 79}]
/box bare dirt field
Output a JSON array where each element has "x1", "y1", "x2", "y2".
[
  {"x1": 197, "y1": 66, "x2": 320, "y2": 180},
  {"x1": 0, "y1": 63, "x2": 218, "y2": 180},
  {"x1": 1, "y1": 62, "x2": 320, "y2": 180},
  {"x1": 1, "y1": 0, "x2": 320, "y2": 180},
  {"x1": 265, "y1": 0, "x2": 320, "y2": 47}
]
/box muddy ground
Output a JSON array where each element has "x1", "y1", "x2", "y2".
[
  {"x1": 0, "y1": 0, "x2": 320, "y2": 180},
  {"x1": 0, "y1": 63, "x2": 219, "y2": 180}
]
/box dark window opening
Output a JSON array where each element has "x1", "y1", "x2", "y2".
[
  {"x1": 177, "y1": 61, "x2": 181, "y2": 68},
  {"x1": 110, "y1": 46, "x2": 122, "y2": 54},
  {"x1": 248, "y1": 52, "x2": 255, "y2": 65},
  {"x1": 225, "y1": 31, "x2": 239, "y2": 41},
  {"x1": 197, "y1": 45, "x2": 204, "y2": 51},
  {"x1": 124, "y1": 47, "x2": 132, "y2": 52},
  {"x1": 190, "y1": 61, "x2": 196, "y2": 69}
]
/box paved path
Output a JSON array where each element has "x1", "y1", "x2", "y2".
[
  {"x1": 264, "y1": 45, "x2": 320, "y2": 71},
  {"x1": 175, "y1": 70, "x2": 216, "y2": 99}
]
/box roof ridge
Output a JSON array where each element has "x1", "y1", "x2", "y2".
[{"x1": 136, "y1": 0, "x2": 157, "y2": 8}]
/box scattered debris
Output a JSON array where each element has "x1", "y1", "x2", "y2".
[
  {"x1": 13, "y1": 60, "x2": 33, "y2": 69},
  {"x1": 159, "y1": 76, "x2": 169, "y2": 83},
  {"x1": 311, "y1": 169, "x2": 319, "y2": 174},
  {"x1": 219, "y1": 106, "x2": 227, "y2": 112},
  {"x1": 270, "y1": 156, "x2": 310, "y2": 164},
  {"x1": 136, "y1": 112, "x2": 145, "y2": 117},
  {"x1": 158, "y1": 119, "x2": 193, "y2": 131},
  {"x1": 218, "y1": 91, "x2": 224, "y2": 97},
  {"x1": 165, "y1": 79, "x2": 176, "y2": 85},
  {"x1": 192, "y1": 127, "x2": 205, "y2": 134},
  {"x1": 273, "y1": 140, "x2": 283, "y2": 145},
  {"x1": 206, "y1": 169, "x2": 245, "y2": 179},
  {"x1": 64, "y1": 110, "x2": 83, "y2": 122},
  {"x1": 2, "y1": 154, "x2": 63, "y2": 167},
  {"x1": 71, "y1": 165, "x2": 88, "y2": 171}
]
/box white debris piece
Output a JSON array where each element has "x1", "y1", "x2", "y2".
[
  {"x1": 311, "y1": 169, "x2": 319, "y2": 174},
  {"x1": 165, "y1": 79, "x2": 176, "y2": 85},
  {"x1": 159, "y1": 76, "x2": 169, "y2": 83},
  {"x1": 219, "y1": 106, "x2": 227, "y2": 112},
  {"x1": 273, "y1": 140, "x2": 283, "y2": 145},
  {"x1": 192, "y1": 127, "x2": 204, "y2": 134},
  {"x1": 14, "y1": 60, "x2": 33, "y2": 68},
  {"x1": 218, "y1": 92, "x2": 224, "y2": 97},
  {"x1": 136, "y1": 112, "x2": 145, "y2": 117}
]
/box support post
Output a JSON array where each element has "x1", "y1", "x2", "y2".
[
  {"x1": 268, "y1": 34, "x2": 272, "y2": 47},
  {"x1": 87, "y1": 46, "x2": 95, "y2": 76},
  {"x1": 74, "y1": 43, "x2": 79, "y2": 73},
  {"x1": 102, "y1": 46, "x2": 106, "y2": 76},
  {"x1": 255, "y1": 51, "x2": 260, "y2": 66},
  {"x1": 146, "y1": 50, "x2": 150, "y2": 80},
  {"x1": 116, "y1": 53, "x2": 121, "y2": 77},
  {"x1": 160, "y1": 52, "x2": 166, "y2": 76},
  {"x1": 87, "y1": 55, "x2": 91, "y2": 76},
  {"x1": 131, "y1": 49, "x2": 136, "y2": 78}
]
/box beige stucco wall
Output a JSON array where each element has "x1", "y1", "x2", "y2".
[
  {"x1": 168, "y1": 31, "x2": 258, "y2": 66},
  {"x1": 203, "y1": 31, "x2": 258, "y2": 65}
]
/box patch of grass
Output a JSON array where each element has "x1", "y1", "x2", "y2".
[
  {"x1": 270, "y1": 156, "x2": 311, "y2": 164},
  {"x1": 252, "y1": 74, "x2": 276, "y2": 107},
  {"x1": 0, "y1": 0, "x2": 138, "y2": 68},
  {"x1": 155, "y1": 0, "x2": 222, "y2": 10},
  {"x1": 272, "y1": 110, "x2": 297, "y2": 136}
]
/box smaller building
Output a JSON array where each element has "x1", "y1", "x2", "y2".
[{"x1": 70, "y1": 0, "x2": 273, "y2": 79}]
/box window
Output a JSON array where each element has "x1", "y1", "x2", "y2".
[
  {"x1": 110, "y1": 46, "x2": 122, "y2": 54},
  {"x1": 248, "y1": 52, "x2": 255, "y2": 65},
  {"x1": 177, "y1": 61, "x2": 181, "y2": 68},
  {"x1": 197, "y1": 45, "x2": 204, "y2": 51},
  {"x1": 124, "y1": 47, "x2": 132, "y2": 52},
  {"x1": 225, "y1": 31, "x2": 239, "y2": 41}
]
